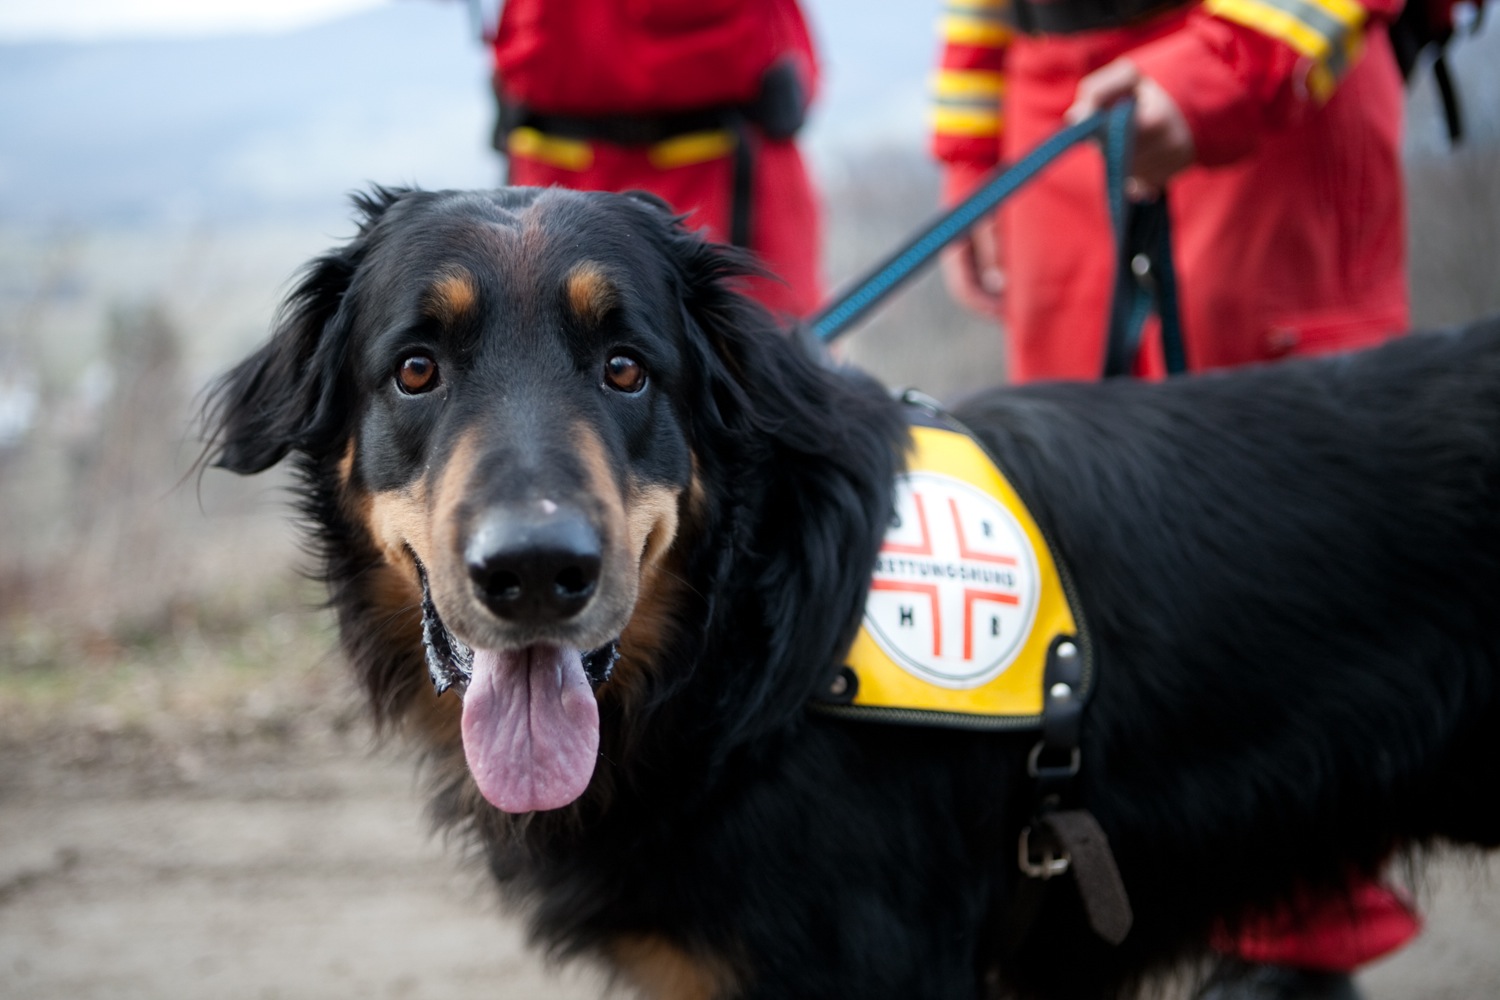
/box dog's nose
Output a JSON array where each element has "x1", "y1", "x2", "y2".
[{"x1": 464, "y1": 506, "x2": 602, "y2": 622}]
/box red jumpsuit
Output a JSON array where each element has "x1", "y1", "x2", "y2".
[
  {"x1": 933, "y1": 0, "x2": 1420, "y2": 972},
  {"x1": 491, "y1": 0, "x2": 823, "y2": 318},
  {"x1": 932, "y1": 0, "x2": 1410, "y2": 380}
]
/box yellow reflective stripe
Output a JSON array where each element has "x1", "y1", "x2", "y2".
[
  {"x1": 1207, "y1": 0, "x2": 1330, "y2": 58},
  {"x1": 507, "y1": 126, "x2": 593, "y2": 171},
  {"x1": 932, "y1": 70, "x2": 1004, "y2": 133},
  {"x1": 932, "y1": 69, "x2": 1007, "y2": 99},
  {"x1": 1207, "y1": 0, "x2": 1369, "y2": 99},
  {"x1": 647, "y1": 129, "x2": 735, "y2": 170},
  {"x1": 931, "y1": 106, "x2": 1004, "y2": 137},
  {"x1": 1307, "y1": 0, "x2": 1367, "y2": 32},
  {"x1": 509, "y1": 127, "x2": 737, "y2": 172},
  {"x1": 940, "y1": 13, "x2": 1014, "y2": 46},
  {"x1": 1207, "y1": 0, "x2": 1365, "y2": 58},
  {"x1": 1304, "y1": 27, "x2": 1366, "y2": 100},
  {"x1": 1321, "y1": 0, "x2": 1368, "y2": 78}
]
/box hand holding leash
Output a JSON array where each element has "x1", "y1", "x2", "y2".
[{"x1": 1066, "y1": 59, "x2": 1196, "y2": 194}]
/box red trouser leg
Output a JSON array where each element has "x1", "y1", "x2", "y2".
[{"x1": 1218, "y1": 878, "x2": 1421, "y2": 972}]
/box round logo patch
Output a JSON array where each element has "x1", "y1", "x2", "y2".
[{"x1": 864, "y1": 470, "x2": 1041, "y2": 689}]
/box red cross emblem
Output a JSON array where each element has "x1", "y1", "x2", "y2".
[{"x1": 863, "y1": 471, "x2": 1040, "y2": 688}]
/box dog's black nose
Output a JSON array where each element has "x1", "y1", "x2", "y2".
[{"x1": 464, "y1": 507, "x2": 602, "y2": 622}]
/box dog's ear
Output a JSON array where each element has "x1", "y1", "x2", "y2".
[
  {"x1": 205, "y1": 187, "x2": 406, "y2": 474},
  {"x1": 206, "y1": 251, "x2": 356, "y2": 474},
  {"x1": 659, "y1": 222, "x2": 829, "y2": 459}
]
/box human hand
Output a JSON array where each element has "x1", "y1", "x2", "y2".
[
  {"x1": 1065, "y1": 58, "x2": 1195, "y2": 194},
  {"x1": 940, "y1": 217, "x2": 1005, "y2": 318}
]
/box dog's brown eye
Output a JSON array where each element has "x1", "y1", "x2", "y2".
[
  {"x1": 603, "y1": 354, "x2": 647, "y2": 394},
  {"x1": 397, "y1": 355, "x2": 439, "y2": 394}
]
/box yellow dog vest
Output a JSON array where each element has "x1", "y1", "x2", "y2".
[{"x1": 815, "y1": 416, "x2": 1089, "y2": 730}]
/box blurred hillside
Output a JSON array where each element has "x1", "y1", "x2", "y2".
[
  {"x1": 0, "y1": 4, "x2": 493, "y2": 226},
  {"x1": 0, "y1": 0, "x2": 937, "y2": 226}
]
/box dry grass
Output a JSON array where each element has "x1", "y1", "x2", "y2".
[{"x1": 0, "y1": 298, "x2": 343, "y2": 768}]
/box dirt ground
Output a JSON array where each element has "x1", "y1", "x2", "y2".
[
  {"x1": 2, "y1": 655, "x2": 1498, "y2": 1000},
  {"x1": 0, "y1": 699, "x2": 619, "y2": 1000}
]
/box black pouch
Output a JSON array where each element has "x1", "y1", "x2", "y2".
[{"x1": 750, "y1": 59, "x2": 806, "y2": 141}]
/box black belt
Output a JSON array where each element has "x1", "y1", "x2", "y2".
[
  {"x1": 497, "y1": 61, "x2": 806, "y2": 249},
  {"x1": 501, "y1": 102, "x2": 745, "y2": 148},
  {"x1": 1003, "y1": 0, "x2": 1186, "y2": 35}
]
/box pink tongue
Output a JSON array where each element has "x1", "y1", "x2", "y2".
[{"x1": 460, "y1": 645, "x2": 600, "y2": 813}]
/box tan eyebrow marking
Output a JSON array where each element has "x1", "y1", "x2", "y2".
[
  {"x1": 425, "y1": 267, "x2": 478, "y2": 326},
  {"x1": 566, "y1": 260, "x2": 618, "y2": 328}
]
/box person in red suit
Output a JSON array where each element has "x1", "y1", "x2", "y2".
[
  {"x1": 932, "y1": 0, "x2": 1410, "y2": 382},
  {"x1": 931, "y1": 0, "x2": 1420, "y2": 995},
  {"x1": 485, "y1": 0, "x2": 823, "y2": 318}
]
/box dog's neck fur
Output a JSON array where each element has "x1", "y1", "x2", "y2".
[{"x1": 443, "y1": 353, "x2": 912, "y2": 956}]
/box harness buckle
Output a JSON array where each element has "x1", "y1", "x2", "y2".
[
  {"x1": 1018, "y1": 825, "x2": 1071, "y2": 879},
  {"x1": 1026, "y1": 740, "x2": 1081, "y2": 780}
]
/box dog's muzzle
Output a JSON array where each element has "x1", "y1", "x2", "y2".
[
  {"x1": 415, "y1": 557, "x2": 618, "y2": 695},
  {"x1": 463, "y1": 506, "x2": 603, "y2": 624}
]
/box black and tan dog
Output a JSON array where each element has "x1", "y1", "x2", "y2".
[{"x1": 207, "y1": 186, "x2": 1500, "y2": 999}]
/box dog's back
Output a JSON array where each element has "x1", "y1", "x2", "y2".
[{"x1": 952, "y1": 321, "x2": 1500, "y2": 991}]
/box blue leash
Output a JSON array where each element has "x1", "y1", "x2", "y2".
[{"x1": 809, "y1": 98, "x2": 1187, "y2": 376}]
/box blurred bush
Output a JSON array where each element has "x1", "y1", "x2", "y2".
[
  {"x1": 0, "y1": 297, "x2": 307, "y2": 711},
  {"x1": 1407, "y1": 145, "x2": 1500, "y2": 328}
]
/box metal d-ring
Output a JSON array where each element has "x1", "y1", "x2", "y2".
[{"x1": 1026, "y1": 740, "x2": 1081, "y2": 779}]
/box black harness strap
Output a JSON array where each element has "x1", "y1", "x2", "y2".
[
  {"x1": 1034, "y1": 811, "x2": 1134, "y2": 945},
  {"x1": 1104, "y1": 193, "x2": 1188, "y2": 377},
  {"x1": 1031, "y1": 637, "x2": 1087, "y2": 801},
  {"x1": 1432, "y1": 54, "x2": 1464, "y2": 144},
  {"x1": 728, "y1": 113, "x2": 755, "y2": 249},
  {"x1": 1014, "y1": 638, "x2": 1134, "y2": 948}
]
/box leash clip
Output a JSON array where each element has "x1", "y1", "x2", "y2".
[{"x1": 1021, "y1": 811, "x2": 1135, "y2": 944}]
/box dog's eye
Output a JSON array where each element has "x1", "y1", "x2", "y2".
[
  {"x1": 603, "y1": 354, "x2": 647, "y2": 394},
  {"x1": 396, "y1": 354, "x2": 440, "y2": 394}
]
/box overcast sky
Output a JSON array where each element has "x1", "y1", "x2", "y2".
[{"x1": 0, "y1": 0, "x2": 394, "y2": 41}]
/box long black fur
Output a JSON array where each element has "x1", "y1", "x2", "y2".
[{"x1": 206, "y1": 185, "x2": 1500, "y2": 999}]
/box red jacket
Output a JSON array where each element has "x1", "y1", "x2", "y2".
[
  {"x1": 932, "y1": 0, "x2": 1410, "y2": 380},
  {"x1": 493, "y1": 0, "x2": 816, "y2": 115},
  {"x1": 492, "y1": 0, "x2": 823, "y2": 317}
]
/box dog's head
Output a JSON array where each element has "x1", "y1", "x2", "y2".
[{"x1": 207, "y1": 186, "x2": 902, "y2": 818}]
